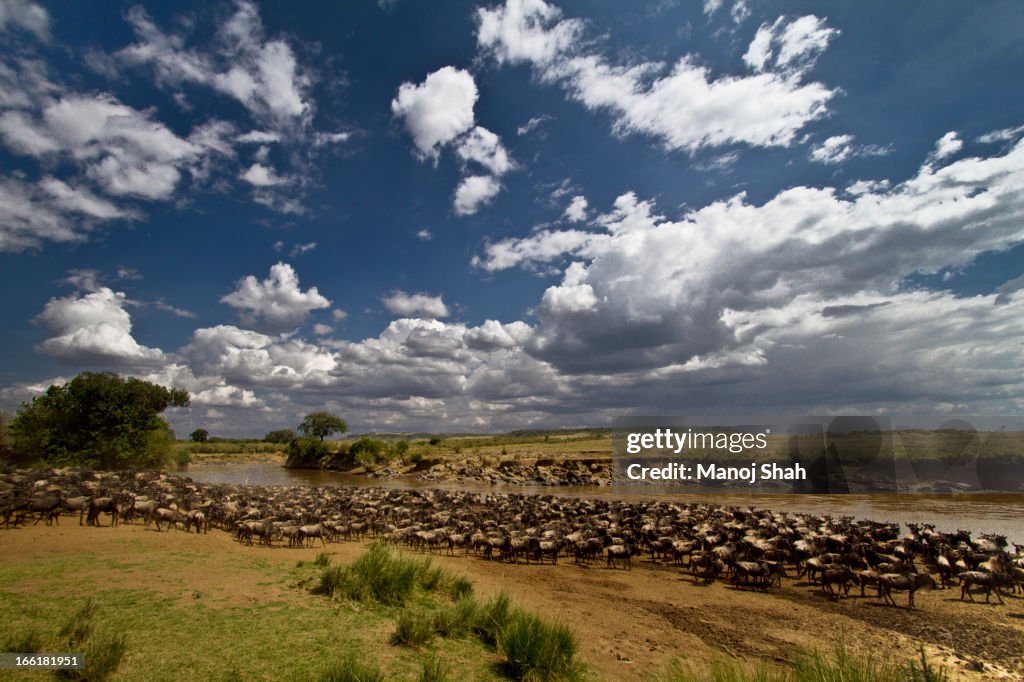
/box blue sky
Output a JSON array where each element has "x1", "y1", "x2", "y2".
[{"x1": 1, "y1": 0, "x2": 1023, "y2": 436}]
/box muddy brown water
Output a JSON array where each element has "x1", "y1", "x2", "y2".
[{"x1": 175, "y1": 461, "x2": 1024, "y2": 545}]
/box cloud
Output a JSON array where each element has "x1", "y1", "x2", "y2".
[
  {"x1": 289, "y1": 242, "x2": 317, "y2": 257},
  {"x1": 312, "y1": 323, "x2": 334, "y2": 336},
  {"x1": 391, "y1": 68, "x2": 515, "y2": 215},
  {"x1": 34, "y1": 287, "x2": 165, "y2": 366},
  {"x1": 117, "y1": 2, "x2": 311, "y2": 126},
  {"x1": 456, "y1": 126, "x2": 515, "y2": 176},
  {"x1": 477, "y1": 133, "x2": 1024, "y2": 378},
  {"x1": 454, "y1": 175, "x2": 502, "y2": 216},
  {"x1": 391, "y1": 66, "x2": 478, "y2": 162},
  {"x1": 517, "y1": 114, "x2": 551, "y2": 136},
  {"x1": 931, "y1": 131, "x2": 962, "y2": 161},
  {"x1": 181, "y1": 324, "x2": 337, "y2": 389},
  {"x1": 743, "y1": 16, "x2": 838, "y2": 74},
  {"x1": 416, "y1": 229, "x2": 433, "y2": 241},
  {"x1": 220, "y1": 262, "x2": 331, "y2": 333},
  {"x1": 994, "y1": 273, "x2": 1024, "y2": 306},
  {"x1": 563, "y1": 195, "x2": 588, "y2": 222},
  {"x1": 977, "y1": 124, "x2": 1024, "y2": 145},
  {"x1": 331, "y1": 308, "x2": 348, "y2": 321},
  {"x1": 808, "y1": 134, "x2": 893, "y2": 165},
  {"x1": 478, "y1": 1, "x2": 837, "y2": 153},
  {"x1": 0, "y1": 94, "x2": 209, "y2": 200},
  {"x1": 382, "y1": 291, "x2": 451, "y2": 318},
  {"x1": 0, "y1": 0, "x2": 49, "y2": 40},
  {"x1": 240, "y1": 163, "x2": 286, "y2": 186},
  {"x1": 0, "y1": 176, "x2": 134, "y2": 252}
]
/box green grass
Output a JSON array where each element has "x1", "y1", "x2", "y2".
[
  {"x1": 317, "y1": 652, "x2": 387, "y2": 682},
  {"x1": 0, "y1": 538, "x2": 504, "y2": 682},
  {"x1": 313, "y1": 542, "x2": 454, "y2": 606},
  {"x1": 418, "y1": 654, "x2": 453, "y2": 682},
  {"x1": 392, "y1": 608, "x2": 436, "y2": 647},
  {"x1": 496, "y1": 609, "x2": 581, "y2": 681}
]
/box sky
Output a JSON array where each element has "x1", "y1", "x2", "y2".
[{"x1": 1, "y1": 0, "x2": 1023, "y2": 437}]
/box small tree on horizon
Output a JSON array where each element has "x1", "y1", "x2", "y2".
[
  {"x1": 298, "y1": 411, "x2": 348, "y2": 442},
  {"x1": 190, "y1": 428, "x2": 209, "y2": 443}
]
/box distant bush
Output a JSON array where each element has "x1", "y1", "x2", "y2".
[
  {"x1": 190, "y1": 428, "x2": 209, "y2": 443},
  {"x1": 286, "y1": 437, "x2": 329, "y2": 468},
  {"x1": 350, "y1": 437, "x2": 388, "y2": 466},
  {"x1": 264, "y1": 429, "x2": 298, "y2": 444},
  {"x1": 429, "y1": 437, "x2": 442, "y2": 446},
  {"x1": 409, "y1": 452, "x2": 424, "y2": 464}
]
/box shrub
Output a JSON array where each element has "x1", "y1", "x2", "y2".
[
  {"x1": 433, "y1": 596, "x2": 479, "y2": 638},
  {"x1": 190, "y1": 428, "x2": 209, "y2": 443},
  {"x1": 313, "y1": 552, "x2": 331, "y2": 567},
  {"x1": 313, "y1": 543, "x2": 452, "y2": 606},
  {"x1": 286, "y1": 437, "x2": 329, "y2": 468},
  {"x1": 265, "y1": 428, "x2": 298, "y2": 444},
  {"x1": 350, "y1": 437, "x2": 388, "y2": 466},
  {"x1": 392, "y1": 608, "x2": 435, "y2": 647},
  {"x1": 472, "y1": 592, "x2": 513, "y2": 647},
  {"x1": 497, "y1": 610, "x2": 580, "y2": 681},
  {"x1": 449, "y1": 576, "x2": 474, "y2": 600},
  {"x1": 409, "y1": 452, "x2": 424, "y2": 464}
]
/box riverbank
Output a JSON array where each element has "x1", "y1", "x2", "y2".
[{"x1": 1, "y1": 519, "x2": 1021, "y2": 680}]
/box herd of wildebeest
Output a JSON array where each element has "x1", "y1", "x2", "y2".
[{"x1": 3, "y1": 467, "x2": 1023, "y2": 608}]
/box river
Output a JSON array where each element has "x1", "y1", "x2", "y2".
[{"x1": 175, "y1": 461, "x2": 1024, "y2": 545}]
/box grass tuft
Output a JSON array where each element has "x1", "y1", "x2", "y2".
[
  {"x1": 433, "y1": 595, "x2": 480, "y2": 638},
  {"x1": 471, "y1": 591, "x2": 514, "y2": 647},
  {"x1": 313, "y1": 543, "x2": 452, "y2": 606},
  {"x1": 497, "y1": 609, "x2": 581, "y2": 681},
  {"x1": 449, "y1": 576, "x2": 474, "y2": 600},
  {"x1": 318, "y1": 652, "x2": 386, "y2": 682},
  {"x1": 314, "y1": 552, "x2": 332, "y2": 567},
  {"x1": 2, "y1": 627, "x2": 44, "y2": 654},
  {"x1": 418, "y1": 654, "x2": 452, "y2": 682},
  {"x1": 392, "y1": 608, "x2": 435, "y2": 647}
]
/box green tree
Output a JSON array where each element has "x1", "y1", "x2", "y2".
[
  {"x1": 298, "y1": 411, "x2": 348, "y2": 442},
  {"x1": 264, "y1": 428, "x2": 298, "y2": 444},
  {"x1": 9, "y1": 372, "x2": 190, "y2": 469},
  {"x1": 190, "y1": 428, "x2": 209, "y2": 443}
]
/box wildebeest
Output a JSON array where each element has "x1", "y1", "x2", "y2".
[
  {"x1": 877, "y1": 572, "x2": 935, "y2": 608},
  {"x1": 959, "y1": 571, "x2": 1013, "y2": 604},
  {"x1": 86, "y1": 497, "x2": 119, "y2": 527}
]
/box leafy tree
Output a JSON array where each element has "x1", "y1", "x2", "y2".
[
  {"x1": 9, "y1": 372, "x2": 190, "y2": 469},
  {"x1": 264, "y1": 428, "x2": 298, "y2": 444},
  {"x1": 190, "y1": 428, "x2": 209, "y2": 443},
  {"x1": 298, "y1": 411, "x2": 348, "y2": 442}
]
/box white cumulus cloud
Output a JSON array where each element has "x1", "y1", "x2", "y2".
[
  {"x1": 382, "y1": 291, "x2": 451, "y2": 319},
  {"x1": 221, "y1": 262, "x2": 331, "y2": 333}
]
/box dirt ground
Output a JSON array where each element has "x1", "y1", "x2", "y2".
[{"x1": 2, "y1": 520, "x2": 1022, "y2": 681}]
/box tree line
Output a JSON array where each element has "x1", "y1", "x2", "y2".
[{"x1": 0, "y1": 372, "x2": 355, "y2": 471}]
